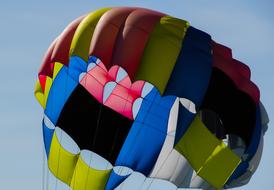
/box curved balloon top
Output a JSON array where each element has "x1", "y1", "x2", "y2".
[{"x1": 35, "y1": 7, "x2": 268, "y2": 190}]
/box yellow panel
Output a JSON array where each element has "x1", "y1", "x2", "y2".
[
  {"x1": 34, "y1": 63, "x2": 63, "y2": 109},
  {"x1": 175, "y1": 116, "x2": 241, "y2": 189},
  {"x1": 70, "y1": 155, "x2": 112, "y2": 190},
  {"x1": 53, "y1": 62, "x2": 64, "y2": 81},
  {"x1": 48, "y1": 132, "x2": 79, "y2": 185},
  {"x1": 69, "y1": 8, "x2": 111, "y2": 61},
  {"x1": 135, "y1": 16, "x2": 189, "y2": 94},
  {"x1": 43, "y1": 76, "x2": 53, "y2": 107},
  {"x1": 34, "y1": 80, "x2": 45, "y2": 108},
  {"x1": 175, "y1": 116, "x2": 220, "y2": 171},
  {"x1": 199, "y1": 144, "x2": 241, "y2": 189}
]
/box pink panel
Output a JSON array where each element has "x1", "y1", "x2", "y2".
[
  {"x1": 119, "y1": 76, "x2": 132, "y2": 89},
  {"x1": 88, "y1": 66, "x2": 112, "y2": 85},
  {"x1": 80, "y1": 74, "x2": 104, "y2": 103},
  {"x1": 80, "y1": 58, "x2": 149, "y2": 119},
  {"x1": 131, "y1": 81, "x2": 145, "y2": 96},
  {"x1": 104, "y1": 94, "x2": 133, "y2": 119},
  {"x1": 108, "y1": 65, "x2": 120, "y2": 79}
]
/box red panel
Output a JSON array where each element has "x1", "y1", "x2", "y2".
[
  {"x1": 38, "y1": 15, "x2": 84, "y2": 84},
  {"x1": 38, "y1": 75, "x2": 47, "y2": 92},
  {"x1": 233, "y1": 59, "x2": 251, "y2": 79},
  {"x1": 110, "y1": 9, "x2": 165, "y2": 79},
  {"x1": 212, "y1": 41, "x2": 259, "y2": 104},
  {"x1": 51, "y1": 15, "x2": 85, "y2": 66},
  {"x1": 90, "y1": 7, "x2": 136, "y2": 69},
  {"x1": 38, "y1": 39, "x2": 56, "y2": 77}
]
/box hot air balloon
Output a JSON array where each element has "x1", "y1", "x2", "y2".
[{"x1": 34, "y1": 7, "x2": 269, "y2": 190}]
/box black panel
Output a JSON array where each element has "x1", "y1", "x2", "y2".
[
  {"x1": 200, "y1": 109, "x2": 226, "y2": 139},
  {"x1": 201, "y1": 68, "x2": 256, "y2": 147},
  {"x1": 56, "y1": 85, "x2": 133, "y2": 164}
]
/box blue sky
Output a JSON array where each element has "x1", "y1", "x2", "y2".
[{"x1": 0, "y1": 0, "x2": 273, "y2": 189}]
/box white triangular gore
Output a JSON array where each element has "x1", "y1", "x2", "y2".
[
  {"x1": 103, "y1": 81, "x2": 117, "y2": 103},
  {"x1": 87, "y1": 62, "x2": 97, "y2": 72},
  {"x1": 54, "y1": 127, "x2": 80, "y2": 155},
  {"x1": 113, "y1": 166, "x2": 133, "y2": 177},
  {"x1": 179, "y1": 98, "x2": 196, "y2": 114},
  {"x1": 167, "y1": 98, "x2": 180, "y2": 134},
  {"x1": 80, "y1": 150, "x2": 113, "y2": 170},
  {"x1": 78, "y1": 72, "x2": 86, "y2": 82},
  {"x1": 115, "y1": 172, "x2": 177, "y2": 190},
  {"x1": 116, "y1": 67, "x2": 128, "y2": 83},
  {"x1": 132, "y1": 98, "x2": 143, "y2": 119},
  {"x1": 141, "y1": 82, "x2": 154, "y2": 98},
  {"x1": 43, "y1": 114, "x2": 55, "y2": 129}
]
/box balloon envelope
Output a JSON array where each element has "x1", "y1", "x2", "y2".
[{"x1": 35, "y1": 7, "x2": 268, "y2": 190}]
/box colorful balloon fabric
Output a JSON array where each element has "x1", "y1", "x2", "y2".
[{"x1": 35, "y1": 7, "x2": 269, "y2": 190}]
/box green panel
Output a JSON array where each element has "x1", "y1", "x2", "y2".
[
  {"x1": 69, "y1": 8, "x2": 111, "y2": 61},
  {"x1": 135, "y1": 16, "x2": 189, "y2": 94},
  {"x1": 175, "y1": 116, "x2": 241, "y2": 189}
]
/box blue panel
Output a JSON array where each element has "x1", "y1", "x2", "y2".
[
  {"x1": 245, "y1": 107, "x2": 262, "y2": 161},
  {"x1": 68, "y1": 56, "x2": 88, "y2": 81},
  {"x1": 226, "y1": 162, "x2": 249, "y2": 184},
  {"x1": 226, "y1": 106, "x2": 262, "y2": 183},
  {"x1": 115, "y1": 88, "x2": 176, "y2": 175},
  {"x1": 105, "y1": 170, "x2": 130, "y2": 190},
  {"x1": 88, "y1": 55, "x2": 98, "y2": 64},
  {"x1": 226, "y1": 161, "x2": 249, "y2": 184},
  {"x1": 174, "y1": 103, "x2": 196, "y2": 145},
  {"x1": 164, "y1": 26, "x2": 212, "y2": 107},
  {"x1": 42, "y1": 120, "x2": 54, "y2": 157},
  {"x1": 45, "y1": 67, "x2": 78, "y2": 125}
]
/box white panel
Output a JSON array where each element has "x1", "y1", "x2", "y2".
[
  {"x1": 103, "y1": 81, "x2": 117, "y2": 103},
  {"x1": 116, "y1": 67, "x2": 128, "y2": 83},
  {"x1": 132, "y1": 98, "x2": 143, "y2": 119},
  {"x1": 113, "y1": 166, "x2": 133, "y2": 177},
  {"x1": 115, "y1": 172, "x2": 146, "y2": 190},
  {"x1": 116, "y1": 172, "x2": 177, "y2": 190},
  {"x1": 190, "y1": 172, "x2": 211, "y2": 189},
  {"x1": 87, "y1": 62, "x2": 97, "y2": 72},
  {"x1": 54, "y1": 127, "x2": 80, "y2": 155},
  {"x1": 80, "y1": 149, "x2": 113, "y2": 170},
  {"x1": 179, "y1": 98, "x2": 196, "y2": 114},
  {"x1": 141, "y1": 82, "x2": 154, "y2": 98},
  {"x1": 78, "y1": 72, "x2": 86, "y2": 82},
  {"x1": 150, "y1": 99, "x2": 179, "y2": 178},
  {"x1": 44, "y1": 114, "x2": 55, "y2": 129},
  {"x1": 167, "y1": 98, "x2": 179, "y2": 134}
]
